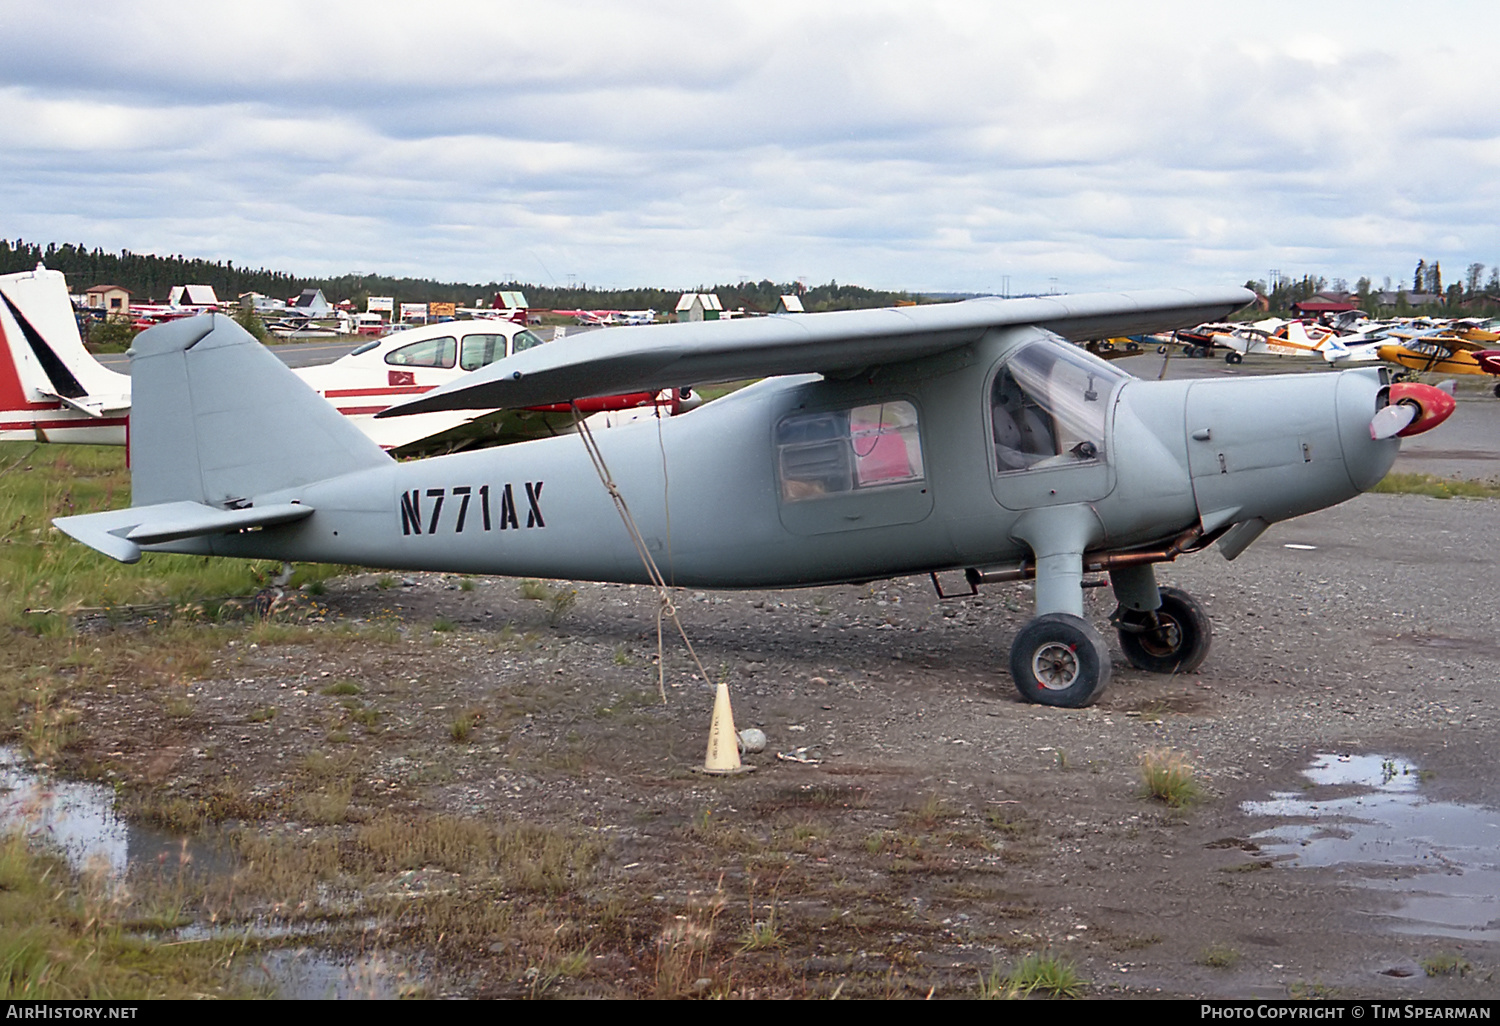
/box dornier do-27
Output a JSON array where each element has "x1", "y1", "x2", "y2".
[{"x1": 55, "y1": 286, "x2": 1454, "y2": 708}]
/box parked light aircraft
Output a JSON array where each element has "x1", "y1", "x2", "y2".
[
  {"x1": 1377, "y1": 328, "x2": 1500, "y2": 395},
  {"x1": 53, "y1": 286, "x2": 1457, "y2": 708},
  {"x1": 0, "y1": 266, "x2": 688, "y2": 453}
]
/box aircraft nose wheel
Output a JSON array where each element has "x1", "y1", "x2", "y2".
[
  {"x1": 1112, "y1": 586, "x2": 1212, "y2": 674},
  {"x1": 1009, "y1": 613, "x2": 1112, "y2": 708}
]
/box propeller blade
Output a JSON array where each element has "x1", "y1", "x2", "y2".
[
  {"x1": 1370, "y1": 403, "x2": 1416, "y2": 440},
  {"x1": 1436, "y1": 379, "x2": 1456, "y2": 395}
]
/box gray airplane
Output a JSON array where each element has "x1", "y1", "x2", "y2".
[{"x1": 54, "y1": 286, "x2": 1455, "y2": 708}]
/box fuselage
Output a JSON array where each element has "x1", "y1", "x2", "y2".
[{"x1": 175, "y1": 326, "x2": 1401, "y2": 588}]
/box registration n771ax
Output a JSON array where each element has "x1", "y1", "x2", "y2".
[{"x1": 54, "y1": 287, "x2": 1453, "y2": 707}]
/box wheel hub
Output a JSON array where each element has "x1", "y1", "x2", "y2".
[
  {"x1": 1032, "y1": 641, "x2": 1081, "y2": 690},
  {"x1": 1137, "y1": 614, "x2": 1183, "y2": 658}
]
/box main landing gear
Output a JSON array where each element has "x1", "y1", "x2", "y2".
[{"x1": 1002, "y1": 532, "x2": 1213, "y2": 707}]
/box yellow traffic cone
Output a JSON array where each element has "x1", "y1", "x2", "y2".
[{"x1": 701, "y1": 681, "x2": 752, "y2": 775}]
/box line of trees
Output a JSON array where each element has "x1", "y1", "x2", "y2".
[
  {"x1": 0, "y1": 238, "x2": 929, "y2": 313},
  {"x1": 1246, "y1": 259, "x2": 1500, "y2": 318}
]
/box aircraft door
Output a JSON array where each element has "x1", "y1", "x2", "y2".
[{"x1": 988, "y1": 342, "x2": 1122, "y2": 511}]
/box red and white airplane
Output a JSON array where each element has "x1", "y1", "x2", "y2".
[{"x1": 0, "y1": 266, "x2": 691, "y2": 454}]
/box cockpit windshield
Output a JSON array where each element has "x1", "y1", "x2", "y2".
[{"x1": 991, "y1": 343, "x2": 1126, "y2": 472}]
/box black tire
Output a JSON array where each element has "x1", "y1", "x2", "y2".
[
  {"x1": 1492, "y1": 382, "x2": 1500, "y2": 399},
  {"x1": 1157, "y1": 344, "x2": 1168, "y2": 355},
  {"x1": 1116, "y1": 586, "x2": 1212, "y2": 674},
  {"x1": 1009, "y1": 613, "x2": 1112, "y2": 708},
  {"x1": 1125, "y1": 341, "x2": 1140, "y2": 352},
  {"x1": 1225, "y1": 351, "x2": 1242, "y2": 365},
  {"x1": 1181, "y1": 345, "x2": 1195, "y2": 357}
]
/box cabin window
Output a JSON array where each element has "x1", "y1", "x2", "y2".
[
  {"x1": 991, "y1": 342, "x2": 1124, "y2": 472},
  {"x1": 777, "y1": 400, "x2": 924, "y2": 501},
  {"x1": 459, "y1": 333, "x2": 507, "y2": 370},
  {"x1": 386, "y1": 336, "x2": 456, "y2": 369}
]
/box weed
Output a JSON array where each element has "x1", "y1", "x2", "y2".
[
  {"x1": 163, "y1": 693, "x2": 195, "y2": 719},
  {"x1": 903, "y1": 793, "x2": 958, "y2": 830},
  {"x1": 450, "y1": 707, "x2": 484, "y2": 742},
  {"x1": 546, "y1": 586, "x2": 577, "y2": 624},
  {"x1": 321, "y1": 679, "x2": 363, "y2": 696},
  {"x1": 458, "y1": 577, "x2": 475, "y2": 592},
  {"x1": 654, "y1": 889, "x2": 726, "y2": 998},
  {"x1": 1139, "y1": 747, "x2": 1203, "y2": 807},
  {"x1": 1421, "y1": 953, "x2": 1471, "y2": 977},
  {"x1": 248, "y1": 706, "x2": 277, "y2": 723},
  {"x1": 740, "y1": 917, "x2": 782, "y2": 952},
  {"x1": 519, "y1": 579, "x2": 549, "y2": 600},
  {"x1": 1288, "y1": 979, "x2": 1337, "y2": 999},
  {"x1": 996, "y1": 952, "x2": 1086, "y2": 998},
  {"x1": 376, "y1": 574, "x2": 396, "y2": 589},
  {"x1": 985, "y1": 805, "x2": 1033, "y2": 835},
  {"x1": 1199, "y1": 944, "x2": 1240, "y2": 968},
  {"x1": 432, "y1": 617, "x2": 454, "y2": 633}
]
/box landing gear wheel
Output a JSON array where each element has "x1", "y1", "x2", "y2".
[
  {"x1": 1009, "y1": 613, "x2": 1112, "y2": 708},
  {"x1": 1226, "y1": 351, "x2": 1243, "y2": 365},
  {"x1": 1157, "y1": 344, "x2": 1169, "y2": 355},
  {"x1": 1114, "y1": 586, "x2": 1212, "y2": 674},
  {"x1": 1492, "y1": 382, "x2": 1500, "y2": 399}
]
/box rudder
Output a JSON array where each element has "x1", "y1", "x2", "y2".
[{"x1": 130, "y1": 314, "x2": 389, "y2": 506}]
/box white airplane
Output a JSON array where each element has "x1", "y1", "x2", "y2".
[
  {"x1": 1208, "y1": 319, "x2": 1347, "y2": 363},
  {"x1": 0, "y1": 266, "x2": 688, "y2": 453},
  {"x1": 0, "y1": 265, "x2": 132, "y2": 444}
]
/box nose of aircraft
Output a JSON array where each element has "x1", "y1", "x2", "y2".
[{"x1": 1370, "y1": 381, "x2": 1457, "y2": 439}]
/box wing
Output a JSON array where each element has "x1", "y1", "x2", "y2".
[{"x1": 380, "y1": 286, "x2": 1253, "y2": 416}]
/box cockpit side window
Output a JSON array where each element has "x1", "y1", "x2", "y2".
[
  {"x1": 991, "y1": 343, "x2": 1124, "y2": 473},
  {"x1": 777, "y1": 400, "x2": 924, "y2": 501},
  {"x1": 386, "y1": 336, "x2": 456, "y2": 369},
  {"x1": 511, "y1": 329, "x2": 544, "y2": 354}
]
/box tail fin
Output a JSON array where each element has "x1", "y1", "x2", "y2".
[
  {"x1": 0, "y1": 266, "x2": 131, "y2": 411},
  {"x1": 130, "y1": 314, "x2": 389, "y2": 506}
]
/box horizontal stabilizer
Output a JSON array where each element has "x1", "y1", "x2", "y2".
[
  {"x1": 382, "y1": 286, "x2": 1254, "y2": 415},
  {"x1": 44, "y1": 390, "x2": 131, "y2": 418},
  {"x1": 53, "y1": 501, "x2": 314, "y2": 564}
]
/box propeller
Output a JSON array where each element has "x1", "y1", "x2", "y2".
[
  {"x1": 1370, "y1": 381, "x2": 1457, "y2": 440},
  {"x1": 1369, "y1": 403, "x2": 1415, "y2": 440}
]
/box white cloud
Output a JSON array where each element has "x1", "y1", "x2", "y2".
[{"x1": 2, "y1": 1, "x2": 1499, "y2": 292}]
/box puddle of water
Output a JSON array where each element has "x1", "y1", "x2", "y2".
[
  {"x1": 246, "y1": 948, "x2": 421, "y2": 999},
  {"x1": 1242, "y1": 753, "x2": 1500, "y2": 941},
  {"x1": 2, "y1": 746, "x2": 432, "y2": 998}
]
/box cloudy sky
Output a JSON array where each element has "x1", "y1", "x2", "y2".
[{"x1": 2, "y1": 0, "x2": 1497, "y2": 295}]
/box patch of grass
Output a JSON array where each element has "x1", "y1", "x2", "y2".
[
  {"x1": 247, "y1": 705, "x2": 277, "y2": 723},
  {"x1": 1139, "y1": 747, "x2": 1203, "y2": 808},
  {"x1": 980, "y1": 952, "x2": 1086, "y2": 999},
  {"x1": 518, "y1": 578, "x2": 549, "y2": 600},
  {"x1": 1199, "y1": 943, "x2": 1240, "y2": 968},
  {"x1": 903, "y1": 793, "x2": 959, "y2": 830},
  {"x1": 985, "y1": 805, "x2": 1034, "y2": 835},
  {"x1": 1420, "y1": 952, "x2": 1472, "y2": 977},
  {"x1": 458, "y1": 577, "x2": 475, "y2": 592},
  {"x1": 1371, "y1": 472, "x2": 1500, "y2": 500},
  {"x1": 0, "y1": 831, "x2": 253, "y2": 998},
  {"x1": 0, "y1": 442, "x2": 348, "y2": 633},
  {"x1": 321, "y1": 679, "x2": 363, "y2": 696},
  {"x1": 450, "y1": 707, "x2": 484, "y2": 742},
  {"x1": 432, "y1": 617, "x2": 455, "y2": 633}
]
